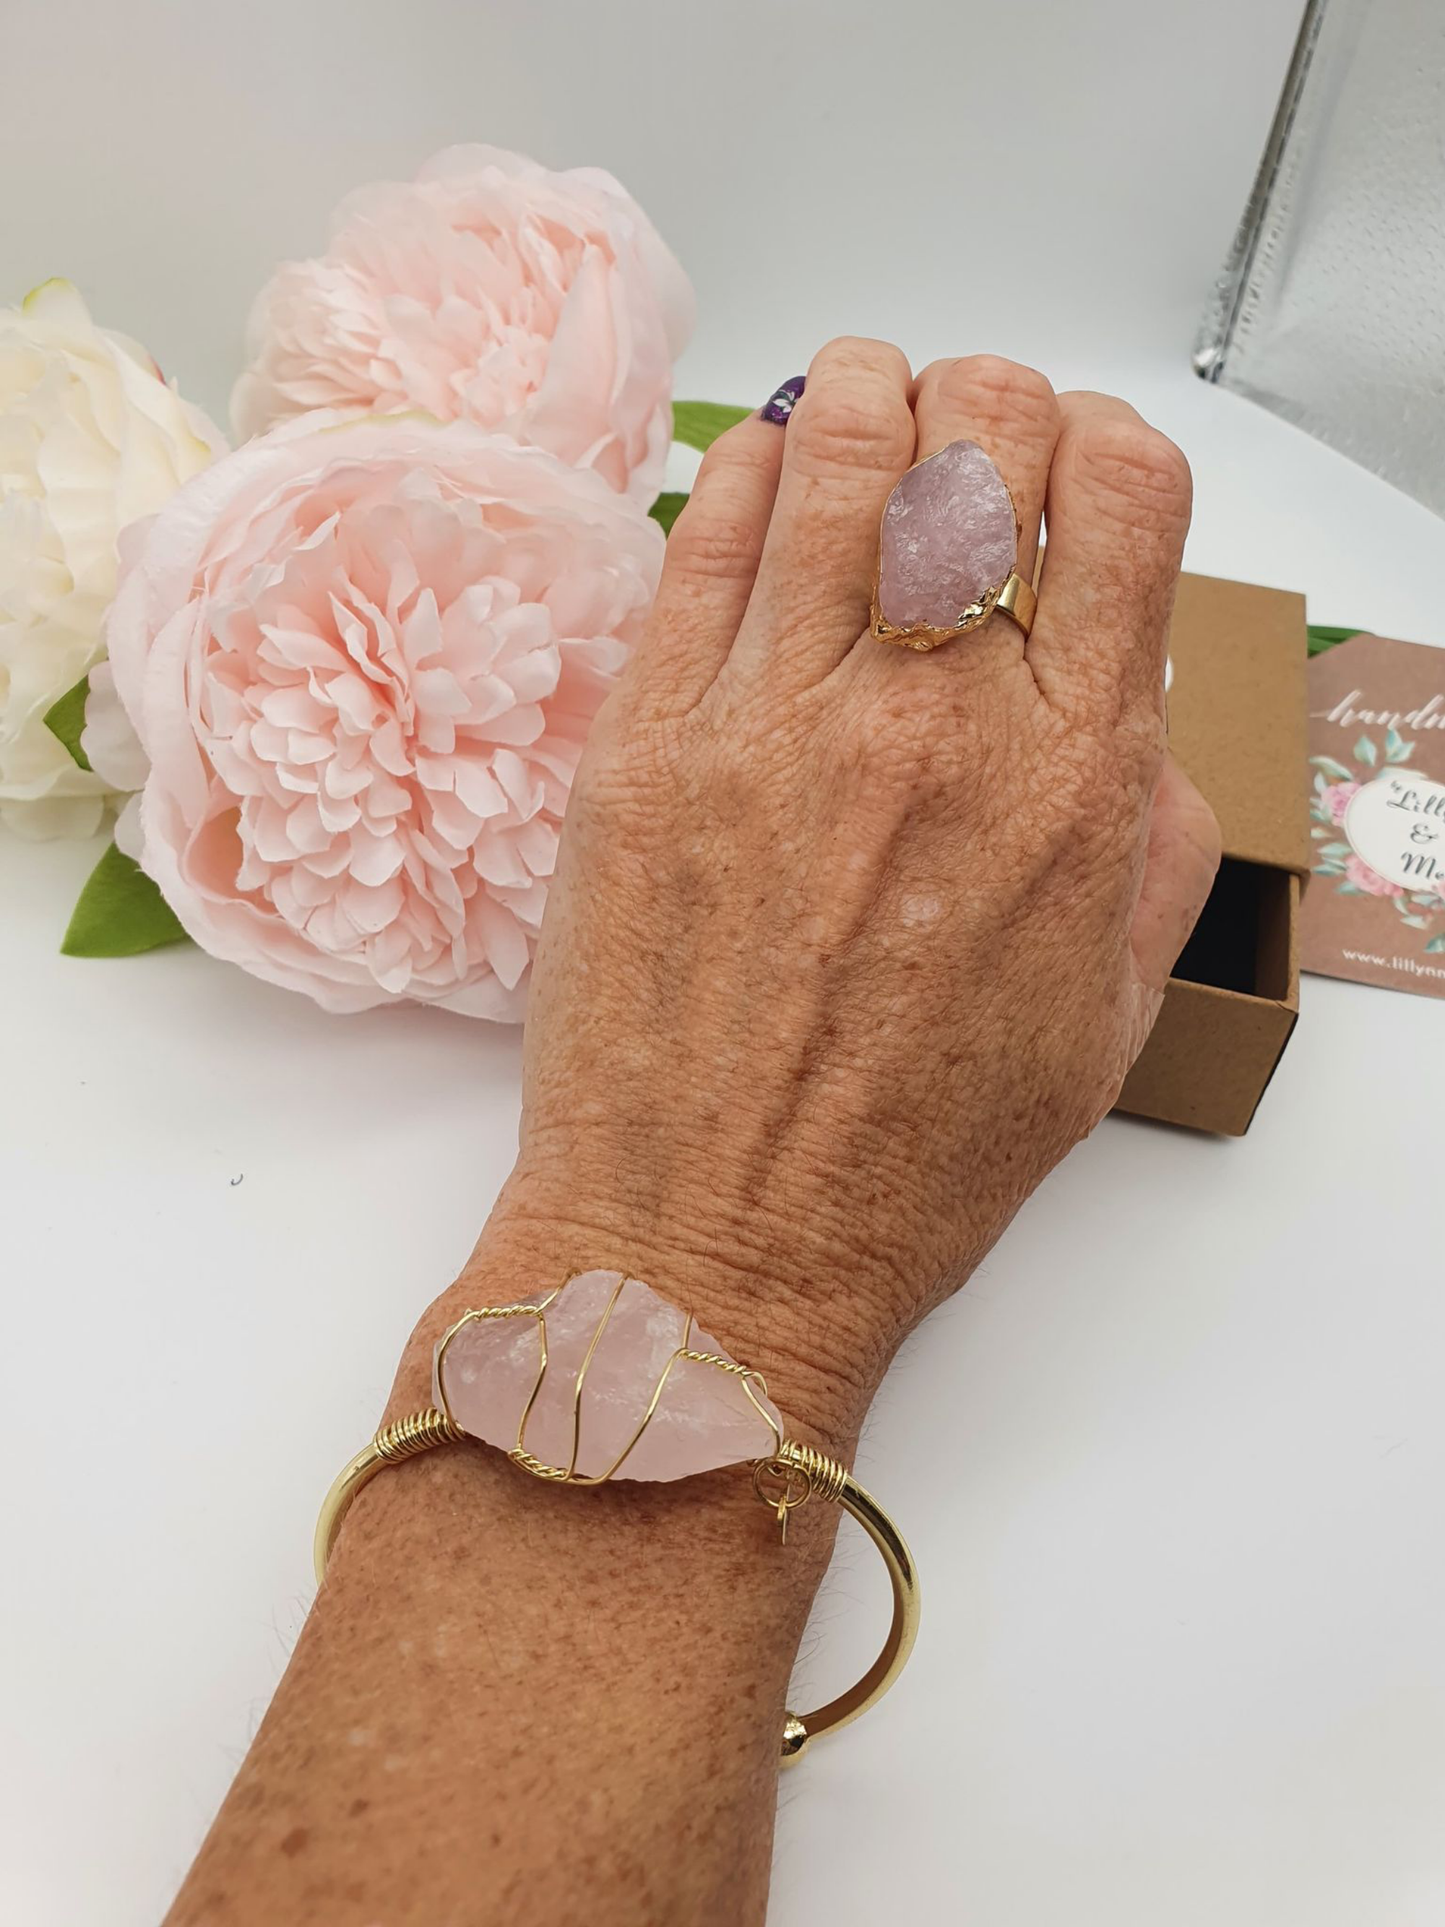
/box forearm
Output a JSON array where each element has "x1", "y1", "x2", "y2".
[
  {"x1": 166, "y1": 1215, "x2": 877, "y2": 1927},
  {"x1": 163, "y1": 343, "x2": 1211, "y2": 1927}
]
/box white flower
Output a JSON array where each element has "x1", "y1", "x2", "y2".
[{"x1": 0, "y1": 279, "x2": 225, "y2": 837}]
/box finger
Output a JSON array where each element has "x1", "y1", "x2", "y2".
[
  {"x1": 911, "y1": 354, "x2": 1059, "y2": 593},
  {"x1": 730, "y1": 336, "x2": 915, "y2": 688},
  {"x1": 860, "y1": 353, "x2": 1061, "y2": 686},
  {"x1": 1127, "y1": 755, "x2": 1221, "y2": 1052},
  {"x1": 624, "y1": 405, "x2": 790, "y2": 710},
  {"x1": 1030, "y1": 392, "x2": 1192, "y2": 729}
]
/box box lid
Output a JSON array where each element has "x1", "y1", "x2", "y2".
[{"x1": 1166, "y1": 573, "x2": 1310, "y2": 879}]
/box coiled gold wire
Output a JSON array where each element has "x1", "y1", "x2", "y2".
[
  {"x1": 374, "y1": 1408, "x2": 462, "y2": 1463},
  {"x1": 775, "y1": 1439, "x2": 849, "y2": 1505},
  {"x1": 508, "y1": 1448, "x2": 570, "y2": 1481}
]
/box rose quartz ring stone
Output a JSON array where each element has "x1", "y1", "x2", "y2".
[
  {"x1": 871, "y1": 437, "x2": 1029, "y2": 651},
  {"x1": 433, "y1": 1269, "x2": 785, "y2": 1483}
]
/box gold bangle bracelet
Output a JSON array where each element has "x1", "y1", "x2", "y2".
[
  {"x1": 314, "y1": 1416, "x2": 919, "y2": 1764},
  {"x1": 313, "y1": 1272, "x2": 921, "y2": 1766},
  {"x1": 315, "y1": 1274, "x2": 921, "y2": 1763}
]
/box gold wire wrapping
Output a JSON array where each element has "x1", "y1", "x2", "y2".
[
  {"x1": 431, "y1": 1278, "x2": 785, "y2": 1489},
  {"x1": 374, "y1": 1407, "x2": 463, "y2": 1463},
  {"x1": 751, "y1": 1441, "x2": 849, "y2": 1540},
  {"x1": 775, "y1": 1439, "x2": 849, "y2": 1504}
]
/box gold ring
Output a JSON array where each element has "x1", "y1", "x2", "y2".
[{"x1": 869, "y1": 437, "x2": 1037, "y2": 652}]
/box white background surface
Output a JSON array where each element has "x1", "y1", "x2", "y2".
[{"x1": 5, "y1": 3, "x2": 1445, "y2": 1922}]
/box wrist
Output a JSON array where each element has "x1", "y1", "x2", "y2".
[
  {"x1": 391, "y1": 1183, "x2": 893, "y2": 1465},
  {"x1": 367, "y1": 1209, "x2": 856, "y2": 1656},
  {"x1": 333, "y1": 1188, "x2": 922, "y2": 1796}
]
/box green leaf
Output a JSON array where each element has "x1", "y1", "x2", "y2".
[
  {"x1": 1318, "y1": 841, "x2": 1351, "y2": 859},
  {"x1": 1307, "y1": 624, "x2": 1364, "y2": 658},
  {"x1": 649, "y1": 491, "x2": 688, "y2": 536},
  {"x1": 1426, "y1": 933, "x2": 1445, "y2": 954},
  {"x1": 43, "y1": 673, "x2": 92, "y2": 771},
  {"x1": 1402, "y1": 915, "x2": 1429, "y2": 929},
  {"x1": 1337, "y1": 882, "x2": 1364, "y2": 894},
  {"x1": 1385, "y1": 726, "x2": 1405, "y2": 762},
  {"x1": 1355, "y1": 735, "x2": 1377, "y2": 768},
  {"x1": 1310, "y1": 756, "x2": 1355, "y2": 782},
  {"x1": 670, "y1": 400, "x2": 751, "y2": 453},
  {"x1": 61, "y1": 842, "x2": 191, "y2": 957}
]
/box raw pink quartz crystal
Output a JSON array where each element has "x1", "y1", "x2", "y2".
[
  {"x1": 876, "y1": 438, "x2": 1018, "y2": 631},
  {"x1": 434, "y1": 1270, "x2": 784, "y2": 1481}
]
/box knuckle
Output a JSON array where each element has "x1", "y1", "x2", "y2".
[
  {"x1": 926, "y1": 354, "x2": 1058, "y2": 434},
  {"x1": 1071, "y1": 420, "x2": 1193, "y2": 532},
  {"x1": 789, "y1": 385, "x2": 913, "y2": 477},
  {"x1": 663, "y1": 506, "x2": 761, "y2": 585},
  {"x1": 695, "y1": 422, "x2": 778, "y2": 489},
  {"x1": 815, "y1": 334, "x2": 913, "y2": 387},
  {"x1": 788, "y1": 337, "x2": 914, "y2": 478}
]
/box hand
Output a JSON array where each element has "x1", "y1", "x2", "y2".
[
  {"x1": 460, "y1": 342, "x2": 1220, "y2": 1447},
  {"x1": 177, "y1": 343, "x2": 1222, "y2": 1927}
]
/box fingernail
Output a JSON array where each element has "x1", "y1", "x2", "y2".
[{"x1": 760, "y1": 375, "x2": 806, "y2": 425}]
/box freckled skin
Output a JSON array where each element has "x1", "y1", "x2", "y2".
[{"x1": 166, "y1": 347, "x2": 1219, "y2": 1927}]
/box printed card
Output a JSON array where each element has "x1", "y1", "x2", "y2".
[{"x1": 1303, "y1": 633, "x2": 1445, "y2": 997}]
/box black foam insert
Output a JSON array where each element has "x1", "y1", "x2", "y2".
[{"x1": 1171, "y1": 857, "x2": 1290, "y2": 1000}]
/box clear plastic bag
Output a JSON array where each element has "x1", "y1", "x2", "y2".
[{"x1": 1196, "y1": 0, "x2": 1445, "y2": 516}]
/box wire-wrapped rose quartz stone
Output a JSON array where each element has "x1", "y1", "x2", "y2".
[
  {"x1": 433, "y1": 1269, "x2": 784, "y2": 1481},
  {"x1": 876, "y1": 438, "x2": 1018, "y2": 631}
]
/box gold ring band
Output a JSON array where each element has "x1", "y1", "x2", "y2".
[
  {"x1": 994, "y1": 569, "x2": 1037, "y2": 636},
  {"x1": 870, "y1": 566, "x2": 1036, "y2": 652},
  {"x1": 314, "y1": 1414, "x2": 920, "y2": 1766}
]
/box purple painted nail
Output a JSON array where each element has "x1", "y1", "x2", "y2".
[{"x1": 760, "y1": 375, "x2": 806, "y2": 425}]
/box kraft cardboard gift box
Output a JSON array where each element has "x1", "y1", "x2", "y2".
[{"x1": 1114, "y1": 571, "x2": 1309, "y2": 1135}]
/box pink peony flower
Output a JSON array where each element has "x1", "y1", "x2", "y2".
[
  {"x1": 83, "y1": 412, "x2": 662, "y2": 1018},
  {"x1": 230, "y1": 146, "x2": 694, "y2": 505},
  {"x1": 1343, "y1": 853, "x2": 1405, "y2": 898},
  {"x1": 1323, "y1": 780, "x2": 1360, "y2": 824}
]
